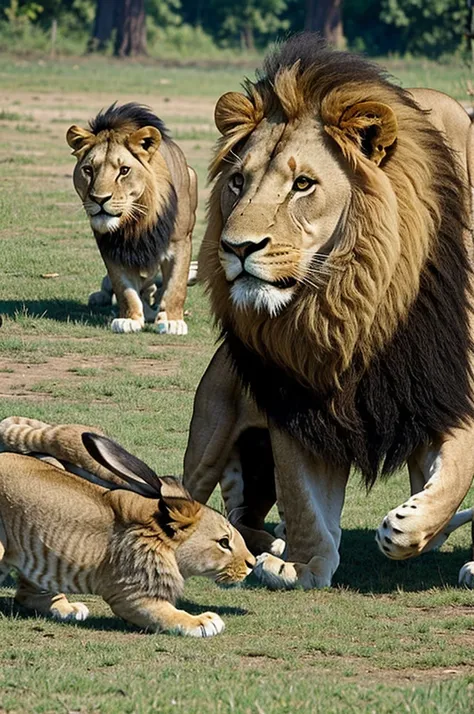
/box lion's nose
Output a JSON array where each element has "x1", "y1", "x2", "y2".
[
  {"x1": 221, "y1": 237, "x2": 270, "y2": 260},
  {"x1": 90, "y1": 193, "x2": 113, "y2": 207}
]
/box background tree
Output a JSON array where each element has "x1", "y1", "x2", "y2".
[
  {"x1": 88, "y1": 0, "x2": 117, "y2": 52},
  {"x1": 114, "y1": 0, "x2": 147, "y2": 56},
  {"x1": 305, "y1": 0, "x2": 344, "y2": 48}
]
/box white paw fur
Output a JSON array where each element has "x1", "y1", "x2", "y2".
[
  {"x1": 155, "y1": 319, "x2": 188, "y2": 336},
  {"x1": 377, "y1": 499, "x2": 473, "y2": 560},
  {"x1": 270, "y1": 538, "x2": 286, "y2": 557},
  {"x1": 459, "y1": 561, "x2": 474, "y2": 588},
  {"x1": 51, "y1": 602, "x2": 89, "y2": 622},
  {"x1": 375, "y1": 495, "x2": 431, "y2": 560},
  {"x1": 254, "y1": 552, "x2": 298, "y2": 590},
  {"x1": 111, "y1": 318, "x2": 143, "y2": 333},
  {"x1": 184, "y1": 612, "x2": 225, "y2": 637}
]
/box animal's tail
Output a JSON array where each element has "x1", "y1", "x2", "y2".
[{"x1": 0, "y1": 416, "x2": 123, "y2": 489}]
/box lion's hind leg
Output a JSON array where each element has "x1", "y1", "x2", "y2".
[
  {"x1": 88, "y1": 274, "x2": 114, "y2": 308},
  {"x1": 15, "y1": 578, "x2": 89, "y2": 622}
]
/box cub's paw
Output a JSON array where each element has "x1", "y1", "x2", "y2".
[
  {"x1": 155, "y1": 319, "x2": 188, "y2": 336},
  {"x1": 376, "y1": 495, "x2": 431, "y2": 560},
  {"x1": 184, "y1": 612, "x2": 225, "y2": 638},
  {"x1": 254, "y1": 553, "x2": 298, "y2": 590},
  {"x1": 111, "y1": 318, "x2": 143, "y2": 334},
  {"x1": 88, "y1": 289, "x2": 113, "y2": 307},
  {"x1": 51, "y1": 601, "x2": 89, "y2": 622},
  {"x1": 459, "y1": 562, "x2": 474, "y2": 588}
]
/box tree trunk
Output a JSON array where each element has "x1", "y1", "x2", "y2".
[
  {"x1": 241, "y1": 23, "x2": 255, "y2": 51},
  {"x1": 305, "y1": 0, "x2": 344, "y2": 49},
  {"x1": 114, "y1": 0, "x2": 148, "y2": 57},
  {"x1": 88, "y1": 0, "x2": 118, "y2": 53}
]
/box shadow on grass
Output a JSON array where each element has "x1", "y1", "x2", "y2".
[
  {"x1": 0, "y1": 299, "x2": 112, "y2": 328},
  {"x1": 245, "y1": 524, "x2": 472, "y2": 594},
  {"x1": 0, "y1": 588, "x2": 247, "y2": 633},
  {"x1": 335, "y1": 527, "x2": 470, "y2": 593}
]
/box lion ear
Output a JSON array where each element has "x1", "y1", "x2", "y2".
[
  {"x1": 156, "y1": 496, "x2": 202, "y2": 538},
  {"x1": 325, "y1": 101, "x2": 398, "y2": 166},
  {"x1": 66, "y1": 125, "x2": 95, "y2": 156},
  {"x1": 127, "y1": 126, "x2": 162, "y2": 161},
  {"x1": 214, "y1": 91, "x2": 261, "y2": 136}
]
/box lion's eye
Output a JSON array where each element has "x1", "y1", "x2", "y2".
[
  {"x1": 230, "y1": 172, "x2": 244, "y2": 193},
  {"x1": 218, "y1": 537, "x2": 231, "y2": 550},
  {"x1": 82, "y1": 165, "x2": 93, "y2": 177},
  {"x1": 292, "y1": 175, "x2": 315, "y2": 192},
  {"x1": 119, "y1": 166, "x2": 130, "y2": 176}
]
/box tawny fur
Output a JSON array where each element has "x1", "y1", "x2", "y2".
[
  {"x1": 185, "y1": 34, "x2": 474, "y2": 589},
  {"x1": 0, "y1": 416, "x2": 254, "y2": 635},
  {"x1": 67, "y1": 103, "x2": 197, "y2": 334}
]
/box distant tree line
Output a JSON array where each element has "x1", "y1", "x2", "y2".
[{"x1": 0, "y1": 0, "x2": 469, "y2": 59}]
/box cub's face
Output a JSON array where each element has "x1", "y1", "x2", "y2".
[
  {"x1": 176, "y1": 508, "x2": 256, "y2": 585},
  {"x1": 66, "y1": 125, "x2": 162, "y2": 236},
  {"x1": 215, "y1": 116, "x2": 352, "y2": 316}
]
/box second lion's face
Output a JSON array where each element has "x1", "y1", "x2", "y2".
[{"x1": 72, "y1": 141, "x2": 151, "y2": 235}]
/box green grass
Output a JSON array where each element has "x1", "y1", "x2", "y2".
[{"x1": 0, "y1": 52, "x2": 474, "y2": 713}]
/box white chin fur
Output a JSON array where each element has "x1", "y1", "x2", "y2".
[
  {"x1": 230, "y1": 276, "x2": 295, "y2": 317},
  {"x1": 90, "y1": 215, "x2": 121, "y2": 235}
]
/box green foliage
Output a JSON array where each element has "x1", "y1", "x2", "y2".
[
  {"x1": 0, "y1": 0, "x2": 471, "y2": 61},
  {"x1": 380, "y1": 0, "x2": 469, "y2": 57},
  {"x1": 208, "y1": 0, "x2": 290, "y2": 48},
  {"x1": 146, "y1": 0, "x2": 183, "y2": 28}
]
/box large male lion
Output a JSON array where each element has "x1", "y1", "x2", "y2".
[
  {"x1": 67, "y1": 103, "x2": 197, "y2": 335},
  {"x1": 183, "y1": 34, "x2": 474, "y2": 589}
]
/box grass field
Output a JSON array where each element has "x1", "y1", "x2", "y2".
[{"x1": 1, "y1": 52, "x2": 474, "y2": 713}]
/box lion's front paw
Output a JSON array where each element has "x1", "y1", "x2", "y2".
[
  {"x1": 270, "y1": 538, "x2": 286, "y2": 557},
  {"x1": 184, "y1": 612, "x2": 225, "y2": 638},
  {"x1": 51, "y1": 601, "x2": 89, "y2": 622},
  {"x1": 155, "y1": 319, "x2": 188, "y2": 336},
  {"x1": 459, "y1": 562, "x2": 474, "y2": 588},
  {"x1": 111, "y1": 318, "x2": 143, "y2": 333},
  {"x1": 254, "y1": 552, "x2": 298, "y2": 590},
  {"x1": 376, "y1": 495, "x2": 432, "y2": 560}
]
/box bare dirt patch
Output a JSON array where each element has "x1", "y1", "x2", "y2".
[{"x1": 0, "y1": 354, "x2": 179, "y2": 399}]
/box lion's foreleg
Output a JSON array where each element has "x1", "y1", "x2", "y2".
[
  {"x1": 254, "y1": 426, "x2": 349, "y2": 589},
  {"x1": 183, "y1": 346, "x2": 243, "y2": 503},
  {"x1": 376, "y1": 423, "x2": 474, "y2": 560},
  {"x1": 155, "y1": 234, "x2": 192, "y2": 336},
  {"x1": 105, "y1": 262, "x2": 145, "y2": 334}
]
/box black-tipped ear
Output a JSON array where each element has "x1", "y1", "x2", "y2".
[
  {"x1": 81, "y1": 433, "x2": 162, "y2": 497},
  {"x1": 156, "y1": 496, "x2": 202, "y2": 538}
]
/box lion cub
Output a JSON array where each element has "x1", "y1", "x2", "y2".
[{"x1": 0, "y1": 417, "x2": 255, "y2": 636}]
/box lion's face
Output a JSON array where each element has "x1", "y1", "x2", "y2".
[
  {"x1": 216, "y1": 116, "x2": 352, "y2": 317},
  {"x1": 67, "y1": 124, "x2": 165, "y2": 237},
  {"x1": 175, "y1": 507, "x2": 255, "y2": 585}
]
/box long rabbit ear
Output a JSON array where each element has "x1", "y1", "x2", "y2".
[{"x1": 81, "y1": 433, "x2": 162, "y2": 497}]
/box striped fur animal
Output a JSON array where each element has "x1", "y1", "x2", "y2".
[{"x1": 0, "y1": 416, "x2": 254, "y2": 636}]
